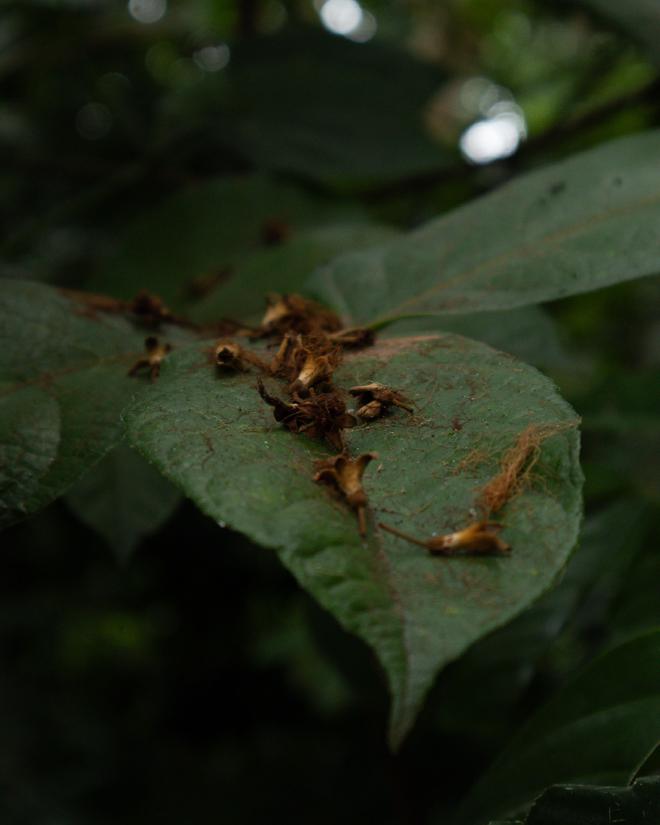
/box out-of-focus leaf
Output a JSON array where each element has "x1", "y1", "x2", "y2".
[
  {"x1": 579, "y1": 368, "x2": 660, "y2": 502},
  {"x1": 311, "y1": 131, "x2": 660, "y2": 324},
  {"x1": 225, "y1": 30, "x2": 453, "y2": 189},
  {"x1": 563, "y1": 0, "x2": 660, "y2": 65},
  {"x1": 0, "y1": 280, "x2": 191, "y2": 529},
  {"x1": 610, "y1": 532, "x2": 660, "y2": 643},
  {"x1": 126, "y1": 334, "x2": 581, "y2": 746},
  {"x1": 91, "y1": 175, "x2": 366, "y2": 309},
  {"x1": 455, "y1": 630, "x2": 660, "y2": 825},
  {"x1": 191, "y1": 223, "x2": 399, "y2": 324},
  {"x1": 65, "y1": 444, "x2": 182, "y2": 562},
  {"x1": 385, "y1": 306, "x2": 568, "y2": 370},
  {"x1": 526, "y1": 776, "x2": 660, "y2": 825}
]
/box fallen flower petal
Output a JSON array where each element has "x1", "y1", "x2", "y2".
[
  {"x1": 314, "y1": 452, "x2": 378, "y2": 536},
  {"x1": 379, "y1": 520, "x2": 511, "y2": 556}
]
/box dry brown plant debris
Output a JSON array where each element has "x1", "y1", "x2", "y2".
[
  {"x1": 213, "y1": 340, "x2": 269, "y2": 372},
  {"x1": 116, "y1": 288, "x2": 565, "y2": 553},
  {"x1": 350, "y1": 383, "x2": 414, "y2": 420},
  {"x1": 379, "y1": 521, "x2": 510, "y2": 556},
  {"x1": 268, "y1": 333, "x2": 342, "y2": 393},
  {"x1": 476, "y1": 423, "x2": 570, "y2": 516},
  {"x1": 259, "y1": 293, "x2": 343, "y2": 337},
  {"x1": 257, "y1": 380, "x2": 355, "y2": 452},
  {"x1": 379, "y1": 422, "x2": 575, "y2": 555},
  {"x1": 128, "y1": 336, "x2": 172, "y2": 382},
  {"x1": 314, "y1": 453, "x2": 378, "y2": 536}
]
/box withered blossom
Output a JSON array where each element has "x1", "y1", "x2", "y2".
[
  {"x1": 379, "y1": 520, "x2": 511, "y2": 556},
  {"x1": 314, "y1": 452, "x2": 378, "y2": 536},
  {"x1": 268, "y1": 333, "x2": 341, "y2": 393},
  {"x1": 214, "y1": 341, "x2": 246, "y2": 371},
  {"x1": 269, "y1": 332, "x2": 301, "y2": 378},
  {"x1": 128, "y1": 336, "x2": 172, "y2": 382},
  {"x1": 290, "y1": 341, "x2": 341, "y2": 395},
  {"x1": 213, "y1": 340, "x2": 267, "y2": 372},
  {"x1": 259, "y1": 293, "x2": 342, "y2": 337},
  {"x1": 257, "y1": 380, "x2": 355, "y2": 451},
  {"x1": 349, "y1": 383, "x2": 414, "y2": 420}
]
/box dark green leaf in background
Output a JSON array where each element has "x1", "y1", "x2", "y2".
[
  {"x1": 311, "y1": 131, "x2": 660, "y2": 324},
  {"x1": 564, "y1": 0, "x2": 660, "y2": 65},
  {"x1": 224, "y1": 31, "x2": 453, "y2": 189},
  {"x1": 64, "y1": 444, "x2": 182, "y2": 562},
  {"x1": 91, "y1": 175, "x2": 369, "y2": 309},
  {"x1": 455, "y1": 630, "x2": 660, "y2": 825},
  {"x1": 190, "y1": 223, "x2": 399, "y2": 325},
  {"x1": 524, "y1": 776, "x2": 660, "y2": 825},
  {"x1": 126, "y1": 333, "x2": 582, "y2": 746}
]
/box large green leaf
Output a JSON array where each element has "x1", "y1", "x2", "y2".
[
  {"x1": 224, "y1": 30, "x2": 453, "y2": 189},
  {"x1": 64, "y1": 444, "x2": 182, "y2": 562},
  {"x1": 310, "y1": 131, "x2": 660, "y2": 324},
  {"x1": 0, "y1": 280, "x2": 189, "y2": 528},
  {"x1": 455, "y1": 630, "x2": 660, "y2": 825},
  {"x1": 91, "y1": 175, "x2": 367, "y2": 309},
  {"x1": 126, "y1": 334, "x2": 582, "y2": 745}
]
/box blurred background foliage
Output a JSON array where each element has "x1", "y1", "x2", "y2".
[{"x1": 1, "y1": 0, "x2": 659, "y2": 822}]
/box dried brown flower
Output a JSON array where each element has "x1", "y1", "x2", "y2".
[
  {"x1": 213, "y1": 340, "x2": 269, "y2": 373},
  {"x1": 290, "y1": 339, "x2": 342, "y2": 395},
  {"x1": 349, "y1": 383, "x2": 414, "y2": 419},
  {"x1": 259, "y1": 293, "x2": 342, "y2": 337},
  {"x1": 214, "y1": 341, "x2": 247, "y2": 371},
  {"x1": 257, "y1": 380, "x2": 355, "y2": 451},
  {"x1": 379, "y1": 520, "x2": 510, "y2": 556},
  {"x1": 314, "y1": 452, "x2": 378, "y2": 536},
  {"x1": 268, "y1": 334, "x2": 341, "y2": 394},
  {"x1": 269, "y1": 332, "x2": 302, "y2": 378},
  {"x1": 128, "y1": 336, "x2": 172, "y2": 382}
]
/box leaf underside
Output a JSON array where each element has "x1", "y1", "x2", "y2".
[{"x1": 126, "y1": 333, "x2": 582, "y2": 746}]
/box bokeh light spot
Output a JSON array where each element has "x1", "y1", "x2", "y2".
[
  {"x1": 319, "y1": 0, "x2": 362, "y2": 36},
  {"x1": 193, "y1": 44, "x2": 230, "y2": 73},
  {"x1": 128, "y1": 0, "x2": 166, "y2": 25},
  {"x1": 459, "y1": 107, "x2": 526, "y2": 165}
]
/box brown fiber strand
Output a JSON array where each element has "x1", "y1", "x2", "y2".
[{"x1": 477, "y1": 422, "x2": 575, "y2": 517}]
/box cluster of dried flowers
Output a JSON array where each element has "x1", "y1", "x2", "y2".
[{"x1": 118, "y1": 288, "x2": 565, "y2": 557}]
